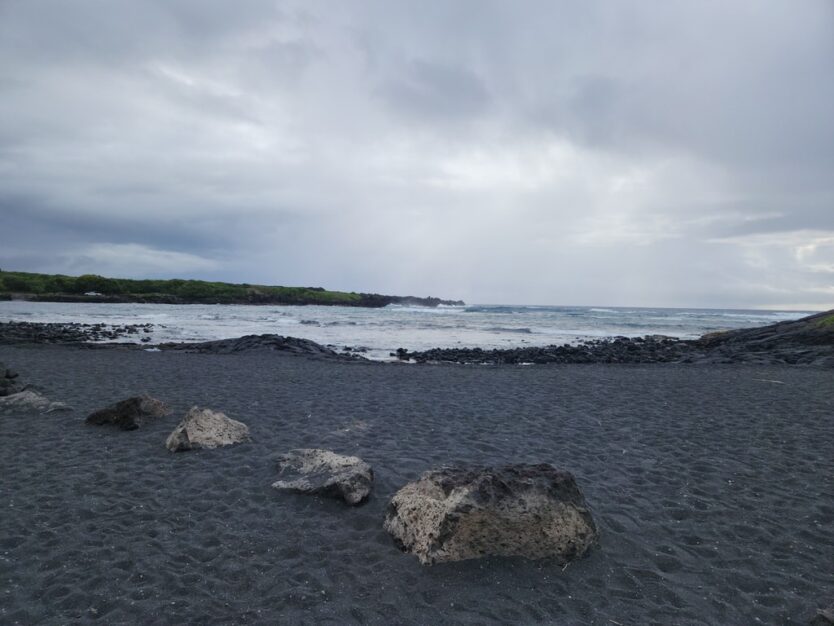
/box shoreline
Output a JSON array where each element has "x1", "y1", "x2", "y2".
[
  {"x1": 2, "y1": 308, "x2": 832, "y2": 367},
  {"x1": 2, "y1": 300, "x2": 824, "y2": 365}
]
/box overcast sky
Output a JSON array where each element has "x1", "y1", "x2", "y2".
[{"x1": 1, "y1": 1, "x2": 833, "y2": 308}]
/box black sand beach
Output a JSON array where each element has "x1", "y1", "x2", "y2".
[{"x1": 1, "y1": 344, "x2": 833, "y2": 624}]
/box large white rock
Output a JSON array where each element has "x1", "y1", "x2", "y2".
[
  {"x1": 165, "y1": 406, "x2": 250, "y2": 452},
  {"x1": 272, "y1": 448, "x2": 373, "y2": 505},
  {"x1": 0, "y1": 390, "x2": 72, "y2": 414},
  {"x1": 384, "y1": 463, "x2": 599, "y2": 565}
]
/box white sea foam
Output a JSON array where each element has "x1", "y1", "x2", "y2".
[{"x1": 717, "y1": 311, "x2": 801, "y2": 321}]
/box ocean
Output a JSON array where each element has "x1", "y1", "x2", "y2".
[{"x1": 0, "y1": 300, "x2": 813, "y2": 360}]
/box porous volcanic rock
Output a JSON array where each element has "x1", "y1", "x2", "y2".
[
  {"x1": 272, "y1": 448, "x2": 373, "y2": 505},
  {"x1": 165, "y1": 406, "x2": 250, "y2": 452},
  {"x1": 384, "y1": 463, "x2": 599, "y2": 565},
  {"x1": 85, "y1": 395, "x2": 170, "y2": 430},
  {"x1": 0, "y1": 390, "x2": 72, "y2": 414}
]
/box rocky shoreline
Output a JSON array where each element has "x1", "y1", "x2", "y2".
[
  {"x1": 396, "y1": 309, "x2": 834, "y2": 367},
  {"x1": 393, "y1": 335, "x2": 694, "y2": 365},
  {"x1": 0, "y1": 321, "x2": 368, "y2": 360},
  {"x1": 0, "y1": 320, "x2": 154, "y2": 344},
  {"x1": 2, "y1": 308, "x2": 832, "y2": 367}
]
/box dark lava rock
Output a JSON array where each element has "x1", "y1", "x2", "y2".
[
  {"x1": 0, "y1": 321, "x2": 153, "y2": 345},
  {"x1": 85, "y1": 395, "x2": 171, "y2": 431},
  {"x1": 396, "y1": 335, "x2": 691, "y2": 366},
  {"x1": 384, "y1": 463, "x2": 599, "y2": 565},
  {"x1": 156, "y1": 334, "x2": 357, "y2": 360},
  {"x1": 398, "y1": 309, "x2": 834, "y2": 367},
  {"x1": 272, "y1": 448, "x2": 373, "y2": 505},
  {"x1": 692, "y1": 309, "x2": 834, "y2": 365}
]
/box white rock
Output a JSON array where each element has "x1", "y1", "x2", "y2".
[
  {"x1": 165, "y1": 406, "x2": 250, "y2": 452},
  {"x1": 272, "y1": 448, "x2": 373, "y2": 505},
  {"x1": 384, "y1": 463, "x2": 599, "y2": 565},
  {"x1": 0, "y1": 390, "x2": 72, "y2": 414}
]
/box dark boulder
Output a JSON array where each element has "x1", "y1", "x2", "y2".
[{"x1": 85, "y1": 395, "x2": 170, "y2": 430}]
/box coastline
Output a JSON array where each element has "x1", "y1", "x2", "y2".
[
  {"x1": 1, "y1": 343, "x2": 832, "y2": 623},
  {"x1": 396, "y1": 308, "x2": 834, "y2": 367},
  {"x1": 10, "y1": 293, "x2": 465, "y2": 308},
  {"x1": 0, "y1": 270, "x2": 464, "y2": 308},
  {"x1": 1, "y1": 300, "x2": 821, "y2": 363},
  {"x1": 2, "y1": 306, "x2": 832, "y2": 367}
]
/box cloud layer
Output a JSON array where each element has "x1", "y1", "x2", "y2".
[{"x1": 1, "y1": 1, "x2": 832, "y2": 308}]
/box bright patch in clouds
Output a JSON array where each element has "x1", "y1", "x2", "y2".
[{"x1": 65, "y1": 244, "x2": 219, "y2": 278}]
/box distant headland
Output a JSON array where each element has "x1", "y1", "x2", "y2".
[{"x1": 0, "y1": 270, "x2": 464, "y2": 308}]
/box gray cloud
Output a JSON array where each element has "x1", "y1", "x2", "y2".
[
  {"x1": 1, "y1": 0, "x2": 832, "y2": 308},
  {"x1": 376, "y1": 59, "x2": 491, "y2": 122}
]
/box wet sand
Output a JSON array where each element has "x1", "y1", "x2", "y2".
[{"x1": 1, "y1": 344, "x2": 833, "y2": 624}]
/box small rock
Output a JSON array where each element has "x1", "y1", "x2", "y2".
[
  {"x1": 384, "y1": 463, "x2": 599, "y2": 565},
  {"x1": 0, "y1": 390, "x2": 72, "y2": 414},
  {"x1": 85, "y1": 395, "x2": 170, "y2": 430},
  {"x1": 165, "y1": 406, "x2": 250, "y2": 452},
  {"x1": 272, "y1": 448, "x2": 373, "y2": 505}
]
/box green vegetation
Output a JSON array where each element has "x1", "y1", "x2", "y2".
[
  {"x1": 0, "y1": 270, "x2": 461, "y2": 308},
  {"x1": 817, "y1": 313, "x2": 834, "y2": 327}
]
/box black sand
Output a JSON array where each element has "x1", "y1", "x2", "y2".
[{"x1": 1, "y1": 344, "x2": 833, "y2": 624}]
